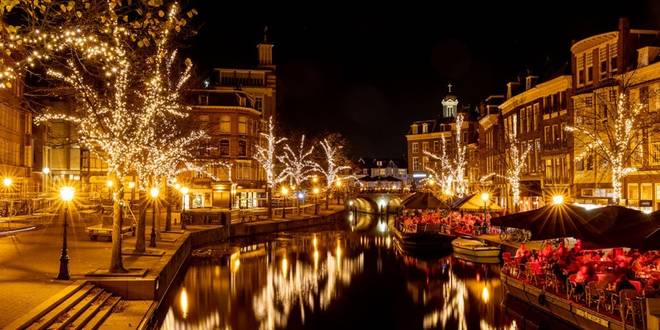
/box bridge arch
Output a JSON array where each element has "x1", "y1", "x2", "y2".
[{"x1": 348, "y1": 192, "x2": 411, "y2": 214}]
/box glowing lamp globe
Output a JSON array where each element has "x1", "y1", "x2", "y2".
[
  {"x1": 42, "y1": 167, "x2": 50, "y2": 174},
  {"x1": 297, "y1": 192, "x2": 304, "y2": 200},
  {"x1": 281, "y1": 186, "x2": 289, "y2": 196},
  {"x1": 552, "y1": 195, "x2": 565, "y2": 205},
  {"x1": 313, "y1": 187, "x2": 320, "y2": 195},
  {"x1": 3, "y1": 177, "x2": 12, "y2": 187},
  {"x1": 480, "y1": 192, "x2": 490, "y2": 203},
  {"x1": 106, "y1": 180, "x2": 114, "y2": 188},
  {"x1": 60, "y1": 186, "x2": 75, "y2": 202},
  {"x1": 128, "y1": 181, "x2": 136, "y2": 189},
  {"x1": 150, "y1": 187, "x2": 160, "y2": 199},
  {"x1": 180, "y1": 187, "x2": 189, "y2": 195}
]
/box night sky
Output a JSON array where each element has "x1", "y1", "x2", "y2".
[{"x1": 186, "y1": 0, "x2": 659, "y2": 159}]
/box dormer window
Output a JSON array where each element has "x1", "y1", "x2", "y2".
[
  {"x1": 422, "y1": 123, "x2": 428, "y2": 133},
  {"x1": 411, "y1": 124, "x2": 418, "y2": 134}
]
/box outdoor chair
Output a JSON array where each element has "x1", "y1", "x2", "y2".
[
  {"x1": 585, "y1": 281, "x2": 605, "y2": 312},
  {"x1": 543, "y1": 270, "x2": 560, "y2": 293},
  {"x1": 566, "y1": 275, "x2": 582, "y2": 302},
  {"x1": 619, "y1": 289, "x2": 646, "y2": 330},
  {"x1": 525, "y1": 262, "x2": 544, "y2": 285}
]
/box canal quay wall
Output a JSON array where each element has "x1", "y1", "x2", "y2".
[{"x1": 89, "y1": 207, "x2": 346, "y2": 326}]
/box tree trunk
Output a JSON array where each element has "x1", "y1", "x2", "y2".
[
  {"x1": 135, "y1": 191, "x2": 147, "y2": 253},
  {"x1": 325, "y1": 191, "x2": 329, "y2": 210},
  {"x1": 267, "y1": 186, "x2": 273, "y2": 219},
  {"x1": 165, "y1": 185, "x2": 172, "y2": 232},
  {"x1": 109, "y1": 180, "x2": 126, "y2": 273}
]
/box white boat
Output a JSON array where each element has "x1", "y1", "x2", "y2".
[{"x1": 451, "y1": 237, "x2": 500, "y2": 258}]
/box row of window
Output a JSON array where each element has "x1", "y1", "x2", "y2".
[
  {"x1": 197, "y1": 114, "x2": 261, "y2": 135},
  {"x1": 504, "y1": 92, "x2": 568, "y2": 138},
  {"x1": 576, "y1": 42, "x2": 617, "y2": 87},
  {"x1": 410, "y1": 134, "x2": 470, "y2": 154},
  {"x1": 197, "y1": 139, "x2": 251, "y2": 158}
]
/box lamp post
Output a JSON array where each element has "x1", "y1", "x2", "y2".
[
  {"x1": 106, "y1": 179, "x2": 114, "y2": 201},
  {"x1": 149, "y1": 187, "x2": 159, "y2": 247},
  {"x1": 43, "y1": 167, "x2": 50, "y2": 193},
  {"x1": 180, "y1": 187, "x2": 189, "y2": 229},
  {"x1": 281, "y1": 186, "x2": 289, "y2": 219},
  {"x1": 480, "y1": 192, "x2": 490, "y2": 235},
  {"x1": 313, "y1": 187, "x2": 320, "y2": 215},
  {"x1": 57, "y1": 186, "x2": 74, "y2": 280}
]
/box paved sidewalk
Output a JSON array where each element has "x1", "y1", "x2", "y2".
[{"x1": 0, "y1": 204, "x2": 346, "y2": 327}]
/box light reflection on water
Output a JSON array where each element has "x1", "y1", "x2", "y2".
[{"x1": 159, "y1": 213, "x2": 520, "y2": 330}]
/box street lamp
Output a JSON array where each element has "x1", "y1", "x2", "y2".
[
  {"x1": 313, "y1": 187, "x2": 320, "y2": 215},
  {"x1": 552, "y1": 195, "x2": 565, "y2": 206},
  {"x1": 180, "y1": 187, "x2": 189, "y2": 229},
  {"x1": 3, "y1": 177, "x2": 12, "y2": 188},
  {"x1": 106, "y1": 179, "x2": 114, "y2": 200},
  {"x1": 280, "y1": 186, "x2": 289, "y2": 218},
  {"x1": 480, "y1": 192, "x2": 490, "y2": 235},
  {"x1": 149, "y1": 187, "x2": 160, "y2": 247},
  {"x1": 42, "y1": 167, "x2": 51, "y2": 192},
  {"x1": 57, "y1": 186, "x2": 74, "y2": 280}
]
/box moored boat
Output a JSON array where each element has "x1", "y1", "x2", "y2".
[
  {"x1": 451, "y1": 237, "x2": 501, "y2": 259},
  {"x1": 391, "y1": 221, "x2": 454, "y2": 256}
]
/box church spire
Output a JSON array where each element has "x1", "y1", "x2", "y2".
[{"x1": 257, "y1": 26, "x2": 274, "y2": 68}]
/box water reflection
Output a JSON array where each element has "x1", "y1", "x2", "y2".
[{"x1": 159, "y1": 213, "x2": 520, "y2": 330}]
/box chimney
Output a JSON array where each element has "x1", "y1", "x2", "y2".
[
  {"x1": 618, "y1": 17, "x2": 630, "y2": 73},
  {"x1": 525, "y1": 75, "x2": 539, "y2": 90},
  {"x1": 506, "y1": 82, "x2": 521, "y2": 100},
  {"x1": 637, "y1": 46, "x2": 660, "y2": 67}
]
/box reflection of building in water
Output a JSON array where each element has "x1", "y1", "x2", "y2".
[
  {"x1": 252, "y1": 245, "x2": 364, "y2": 330},
  {"x1": 399, "y1": 256, "x2": 514, "y2": 330},
  {"x1": 161, "y1": 235, "x2": 364, "y2": 330}
]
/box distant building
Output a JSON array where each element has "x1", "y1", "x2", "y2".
[
  {"x1": 405, "y1": 85, "x2": 480, "y2": 189},
  {"x1": 182, "y1": 35, "x2": 277, "y2": 209},
  {"x1": 478, "y1": 95, "x2": 506, "y2": 208},
  {"x1": 356, "y1": 158, "x2": 408, "y2": 190}
]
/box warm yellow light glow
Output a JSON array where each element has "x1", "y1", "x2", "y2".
[
  {"x1": 233, "y1": 258, "x2": 240, "y2": 272},
  {"x1": 150, "y1": 187, "x2": 160, "y2": 199},
  {"x1": 281, "y1": 256, "x2": 288, "y2": 274},
  {"x1": 42, "y1": 167, "x2": 50, "y2": 174},
  {"x1": 280, "y1": 186, "x2": 289, "y2": 196},
  {"x1": 480, "y1": 192, "x2": 490, "y2": 203},
  {"x1": 313, "y1": 187, "x2": 320, "y2": 195},
  {"x1": 552, "y1": 195, "x2": 565, "y2": 205},
  {"x1": 428, "y1": 178, "x2": 435, "y2": 186},
  {"x1": 128, "y1": 181, "x2": 136, "y2": 189},
  {"x1": 2, "y1": 177, "x2": 12, "y2": 187},
  {"x1": 312, "y1": 176, "x2": 319, "y2": 183},
  {"x1": 174, "y1": 183, "x2": 181, "y2": 190},
  {"x1": 348, "y1": 200, "x2": 354, "y2": 206},
  {"x1": 60, "y1": 186, "x2": 75, "y2": 202},
  {"x1": 180, "y1": 287, "x2": 188, "y2": 319},
  {"x1": 180, "y1": 187, "x2": 189, "y2": 195},
  {"x1": 335, "y1": 180, "x2": 342, "y2": 187},
  {"x1": 106, "y1": 179, "x2": 114, "y2": 188},
  {"x1": 312, "y1": 236, "x2": 318, "y2": 249},
  {"x1": 481, "y1": 286, "x2": 490, "y2": 303}
]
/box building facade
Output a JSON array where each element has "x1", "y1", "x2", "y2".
[
  {"x1": 0, "y1": 80, "x2": 34, "y2": 198},
  {"x1": 405, "y1": 87, "x2": 480, "y2": 191},
  {"x1": 182, "y1": 38, "x2": 277, "y2": 209},
  {"x1": 498, "y1": 76, "x2": 573, "y2": 211},
  {"x1": 570, "y1": 18, "x2": 660, "y2": 211}
]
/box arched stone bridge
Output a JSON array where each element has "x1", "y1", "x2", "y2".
[{"x1": 347, "y1": 191, "x2": 412, "y2": 214}]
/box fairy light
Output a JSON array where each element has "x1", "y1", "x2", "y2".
[
  {"x1": 565, "y1": 91, "x2": 644, "y2": 204},
  {"x1": 423, "y1": 113, "x2": 467, "y2": 197},
  {"x1": 254, "y1": 116, "x2": 287, "y2": 191},
  {"x1": 314, "y1": 138, "x2": 352, "y2": 193},
  {"x1": 277, "y1": 134, "x2": 317, "y2": 188}
]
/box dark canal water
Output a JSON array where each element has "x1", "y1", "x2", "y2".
[{"x1": 158, "y1": 213, "x2": 572, "y2": 330}]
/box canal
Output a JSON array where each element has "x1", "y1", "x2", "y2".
[{"x1": 157, "y1": 212, "x2": 574, "y2": 329}]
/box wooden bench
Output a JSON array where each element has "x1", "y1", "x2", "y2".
[{"x1": 86, "y1": 214, "x2": 135, "y2": 241}]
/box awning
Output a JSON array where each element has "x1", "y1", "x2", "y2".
[{"x1": 451, "y1": 193, "x2": 503, "y2": 212}]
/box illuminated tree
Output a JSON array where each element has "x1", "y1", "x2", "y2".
[
  {"x1": 315, "y1": 137, "x2": 352, "y2": 209},
  {"x1": 254, "y1": 116, "x2": 286, "y2": 219},
  {"x1": 18, "y1": 1, "x2": 197, "y2": 272},
  {"x1": 501, "y1": 132, "x2": 534, "y2": 211},
  {"x1": 565, "y1": 83, "x2": 652, "y2": 204},
  {"x1": 423, "y1": 113, "x2": 468, "y2": 197},
  {"x1": 277, "y1": 135, "x2": 317, "y2": 189}
]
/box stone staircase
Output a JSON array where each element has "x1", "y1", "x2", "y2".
[{"x1": 8, "y1": 281, "x2": 122, "y2": 330}]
